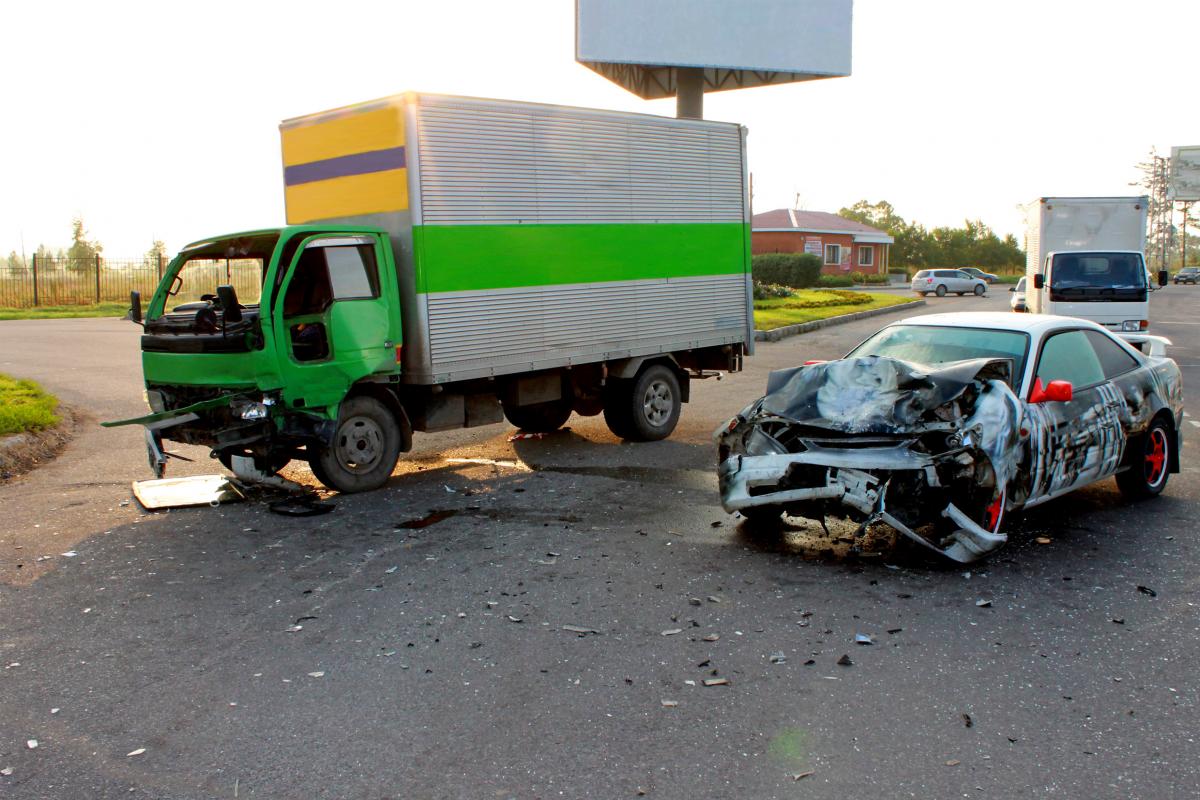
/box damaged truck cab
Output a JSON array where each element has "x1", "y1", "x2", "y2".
[
  {"x1": 108, "y1": 93, "x2": 754, "y2": 492},
  {"x1": 128, "y1": 227, "x2": 407, "y2": 490}
]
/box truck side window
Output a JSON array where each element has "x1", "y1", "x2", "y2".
[
  {"x1": 326, "y1": 245, "x2": 379, "y2": 300},
  {"x1": 282, "y1": 248, "x2": 333, "y2": 317}
]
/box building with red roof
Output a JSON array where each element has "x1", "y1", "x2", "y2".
[{"x1": 752, "y1": 209, "x2": 894, "y2": 275}]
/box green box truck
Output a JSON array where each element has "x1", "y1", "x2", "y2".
[{"x1": 109, "y1": 92, "x2": 753, "y2": 492}]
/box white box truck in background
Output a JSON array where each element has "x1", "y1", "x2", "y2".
[{"x1": 1024, "y1": 196, "x2": 1167, "y2": 331}]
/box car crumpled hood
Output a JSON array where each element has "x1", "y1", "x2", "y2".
[{"x1": 755, "y1": 355, "x2": 1012, "y2": 434}]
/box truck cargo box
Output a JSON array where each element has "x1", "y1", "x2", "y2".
[{"x1": 280, "y1": 93, "x2": 752, "y2": 385}]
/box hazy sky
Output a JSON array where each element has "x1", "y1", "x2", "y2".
[{"x1": 1, "y1": 0, "x2": 1196, "y2": 258}]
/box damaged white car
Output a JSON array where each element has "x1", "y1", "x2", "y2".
[{"x1": 717, "y1": 313, "x2": 1184, "y2": 562}]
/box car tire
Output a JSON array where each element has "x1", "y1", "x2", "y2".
[
  {"x1": 974, "y1": 284, "x2": 986, "y2": 296},
  {"x1": 606, "y1": 364, "x2": 682, "y2": 441},
  {"x1": 502, "y1": 398, "x2": 573, "y2": 433},
  {"x1": 312, "y1": 395, "x2": 402, "y2": 493},
  {"x1": 1116, "y1": 417, "x2": 1172, "y2": 499},
  {"x1": 935, "y1": 285, "x2": 947, "y2": 297}
]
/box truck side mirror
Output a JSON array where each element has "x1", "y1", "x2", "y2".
[
  {"x1": 217, "y1": 285, "x2": 242, "y2": 323},
  {"x1": 1033, "y1": 274, "x2": 1044, "y2": 290},
  {"x1": 129, "y1": 291, "x2": 142, "y2": 324},
  {"x1": 1008, "y1": 286, "x2": 1016, "y2": 292},
  {"x1": 1158, "y1": 270, "x2": 1168, "y2": 288}
]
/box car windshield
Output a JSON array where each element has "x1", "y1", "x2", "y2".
[
  {"x1": 166, "y1": 234, "x2": 279, "y2": 310},
  {"x1": 849, "y1": 324, "x2": 1031, "y2": 385},
  {"x1": 1015, "y1": 277, "x2": 1026, "y2": 291}
]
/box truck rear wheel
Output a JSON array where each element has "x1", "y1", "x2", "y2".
[
  {"x1": 311, "y1": 395, "x2": 402, "y2": 493},
  {"x1": 502, "y1": 398, "x2": 573, "y2": 433},
  {"x1": 605, "y1": 364, "x2": 681, "y2": 442}
]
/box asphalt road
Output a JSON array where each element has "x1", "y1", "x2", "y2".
[{"x1": 2, "y1": 288, "x2": 1198, "y2": 799}]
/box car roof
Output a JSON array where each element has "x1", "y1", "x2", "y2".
[{"x1": 891, "y1": 311, "x2": 1111, "y2": 335}]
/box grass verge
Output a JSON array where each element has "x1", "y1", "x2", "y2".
[
  {"x1": 0, "y1": 302, "x2": 129, "y2": 320},
  {"x1": 754, "y1": 289, "x2": 913, "y2": 331},
  {"x1": 0, "y1": 374, "x2": 60, "y2": 435}
]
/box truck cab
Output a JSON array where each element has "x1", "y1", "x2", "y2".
[
  {"x1": 1029, "y1": 250, "x2": 1163, "y2": 333},
  {"x1": 130, "y1": 226, "x2": 406, "y2": 488}
]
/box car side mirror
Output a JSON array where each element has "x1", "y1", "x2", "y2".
[
  {"x1": 1029, "y1": 378, "x2": 1073, "y2": 404},
  {"x1": 1158, "y1": 270, "x2": 1168, "y2": 288},
  {"x1": 217, "y1": 285, "x2": 242, "y2": 323},
  {"x1": 1008, "y1": 286, "x2": 1016, "y2": 292},
  {"x1": 128, "y1": 290, "x2": 142, "y2": 324},
  {"x1": 1033, "y1": 274, "x2": 1044, "y2": 290}
]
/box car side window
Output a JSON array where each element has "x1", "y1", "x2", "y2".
[
  {"x1": 1084, "y1": 330, "x2": 1139, "y2": 379},
  {"x1": 1035, "y1": 330, "x2": 1106, "y2": 389}
]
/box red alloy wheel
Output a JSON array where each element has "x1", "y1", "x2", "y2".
[{"x1": 1145, "y1": 428, "x2": 1168, "y2": 488}]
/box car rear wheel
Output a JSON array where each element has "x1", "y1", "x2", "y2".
[
  {"x1": 973, "y1": 284, "x2": 986, "y2": 296},
  {"x1": 1116, "y1": 418, "x2": 1172, "y2": 499},
  {"x1": 935, "y1": 285, "x2": 947, "y2": 297}
]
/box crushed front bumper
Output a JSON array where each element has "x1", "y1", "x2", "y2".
[{"x1": 718, "y1": 450, "x2": 1007, "y2": 563}]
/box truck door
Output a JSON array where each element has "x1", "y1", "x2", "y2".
[{"x1": 273, "y1": 234, "x2": 396, "y2": 411}]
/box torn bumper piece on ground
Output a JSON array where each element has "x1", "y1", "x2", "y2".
[{"x1": 716, "y1": 356, "x2": 1022, "y2": 562}]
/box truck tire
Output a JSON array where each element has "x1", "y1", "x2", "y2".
[
  {"x1": 1116, "y1": 417, "x2": 1172, "y2": 499},
  {"x1": 502, "y1": 398, "x2": 572, "y2": 433},
  {"x1": 935, "y1": 285, "x2": 947, "y2": 297},
  {"x1": 617, "y1": 364, "x2": 682, "y2": 442},
  {"x1": 311, "y1": 395, "x2": 402, "y2": 493}
]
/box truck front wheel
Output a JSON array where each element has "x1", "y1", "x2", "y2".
[
  {"x1": 605, "y1": 364, "x2": 681, "y2": 441},
  {"x1": 311, "y1": 395, "x2": 402, "y2": 493}
]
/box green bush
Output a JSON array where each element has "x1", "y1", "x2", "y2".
[
  {"x1": 817, "y1": 274, "x2": 854, "y2": 287},
  {"x1": 752, "y1": 253, "x2": 822, "y2": 288},
  {"x1": 858, "y1": 273, "x2": 891, "y2": 285}
]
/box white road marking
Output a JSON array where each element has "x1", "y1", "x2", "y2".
[{"x1": 1189, "y1": 420, "x2": 1200, "y2": 429}]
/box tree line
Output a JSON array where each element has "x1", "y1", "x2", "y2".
[
  {"x1": 5, "y1": 217, "x2": 166, "y2": 271},
  {"x1": 837, "y1": 200, "x2": 1025, "y2": 271}
]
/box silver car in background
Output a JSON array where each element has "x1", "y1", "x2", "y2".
[
  {"x1": 1010, "y1": 276, "x2": 1027, "y2": 312},
  {"x1": 912, "y1": 269, "x2": 988, "y2": 297}
]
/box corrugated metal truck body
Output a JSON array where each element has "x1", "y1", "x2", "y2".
[{"x1": 281, "y1": 92, "x2": 752, "y2": 385}]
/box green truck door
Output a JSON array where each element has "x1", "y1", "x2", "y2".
[{"x1": 273, "y1": 234, "x2": 396, "y2": 412}]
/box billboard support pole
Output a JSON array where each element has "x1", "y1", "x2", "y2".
[{"x1": 676, "y1": 67, "x2": 704, "y2": 119}]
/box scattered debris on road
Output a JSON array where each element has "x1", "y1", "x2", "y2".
[
  {"x1": 837, "y1": 654, "x2": 853, "y2": 666},
  {"x1": 562, "y1": 625, "x2": 599, "y2": 635},
  {"x1": 127, "y1": 748, "x2": 146, "y2": 757},
  {"x1": 1137, "y1": 585, "x2": 1157, "y2": 597},
  {"x1": 855, "y1": 633, "x2": 874, "y2": 645},
  {"x1": 132, "y1": 475, "x2": 243, "y2": 510}
]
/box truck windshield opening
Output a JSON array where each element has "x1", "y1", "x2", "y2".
[
  {"x1": 166, "y1": 234, "x2": 279, "y2": 310},
  {"x1": 1050, "y1": 252, "x2": 1146, "y2": 302}
]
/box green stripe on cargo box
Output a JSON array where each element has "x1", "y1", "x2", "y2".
[{"x1": 412, "y1": 223, "x2": 748, "y2": 294}]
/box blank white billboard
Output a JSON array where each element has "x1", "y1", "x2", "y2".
[{"x1": 576, "y1": 0, "x2": 852, "y2": 98}]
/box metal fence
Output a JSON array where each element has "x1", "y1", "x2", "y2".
[{"x1": 0, "y1": 256, "x2": 165, "y2": 308}]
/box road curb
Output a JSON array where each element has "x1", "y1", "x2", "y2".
[{"x1": 754, "y1": 299, "x2": 926, "y2": 343}]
